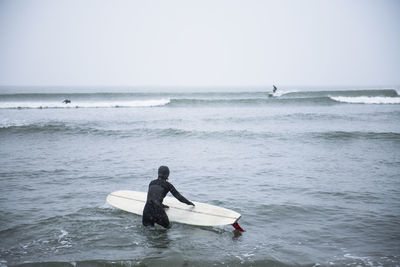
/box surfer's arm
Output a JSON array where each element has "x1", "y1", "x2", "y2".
[{"x1": 168, "y1": 183, "x2": 195, "y2": 206}]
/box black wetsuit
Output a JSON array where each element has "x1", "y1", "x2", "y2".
[{"x1": 142, "y1": 178, "x2": 192, "y2": 228}]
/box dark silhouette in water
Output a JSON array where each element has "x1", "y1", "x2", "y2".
[
  {"x1": 142, "y1": 166, "x2": 194, "y2": 228},
  {"x1": 62, "y1": 99, "x2": 71, "y2": 104},
  {"x1": 268, "y1": 85, "x2": 278, "y2": 97}
]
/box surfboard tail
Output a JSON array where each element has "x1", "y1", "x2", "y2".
[{"x1": 232, "y1": 221, "x2": 245, "y2": 232}]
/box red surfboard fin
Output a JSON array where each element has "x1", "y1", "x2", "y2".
[{"x1": 232, "y1": 222, "x2": 245, "y2": 232}]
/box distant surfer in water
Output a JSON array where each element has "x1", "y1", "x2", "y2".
[
  {"x1": 142, "y1": 166, "x2": 195, "y2": 228},
  {"x1": 268, "y1": 85, "x2": 278, "y2": 97},
  {"x1": 62, "y1": 99, "x2": 71, "y2": 104}
]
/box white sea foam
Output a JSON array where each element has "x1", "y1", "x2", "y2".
[
  {"x1": 0, "y1": 119, "x2": 29, "y2": 128},
  {"x1": 58, "y1": 229, "x2": 69, "y2": 240},
  {"x1": 275, "y1": 89, "x2": 299, "y2": 97},
  {"x1": 0, "y1": 98, "x2": 171, "y2": 109},
  {"x1": 330, "y1": 96, "x2": 400, "y2": 104},
  {"x1": 56, "y1": 229, "x2": 72, "y2": 249}
]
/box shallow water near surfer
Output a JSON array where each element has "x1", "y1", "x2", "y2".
[{"x1": 1, "y1": 87, "x2": 400, "y2": 266}]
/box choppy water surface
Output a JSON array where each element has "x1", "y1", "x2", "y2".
[{"x1": 1, "y1": 88, "x2": 400, "y2": 266}]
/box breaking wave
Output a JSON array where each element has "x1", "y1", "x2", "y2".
[
  {"x1": 282, "y1": 89, "x2": 398, "y2": 98},
  {"x1": 0, "y1": 89, "x2": 398, "y2": 109},
  {"x1": 330, "y1": 96, "x2": 400, "y2": 104}
]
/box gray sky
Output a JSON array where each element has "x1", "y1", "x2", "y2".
[{"x1": 0, "y1": 0, "x2": 399, "y2": 88}]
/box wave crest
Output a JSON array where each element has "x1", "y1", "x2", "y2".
[{"x1": 330, "y1": 96, "x2": 400, "y2": 104}]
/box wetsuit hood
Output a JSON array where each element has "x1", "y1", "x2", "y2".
[{"x1": 158, "y1": 166, "x2": 170, "y2": 180}]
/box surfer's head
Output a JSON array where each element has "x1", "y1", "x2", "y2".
[{"x1": 158, "y1": 166, "x2": 170, "y2": 180}]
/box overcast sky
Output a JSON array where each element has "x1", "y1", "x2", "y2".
[{"x1": 0, "y1": 0, "x2": 399, "y2": 88}]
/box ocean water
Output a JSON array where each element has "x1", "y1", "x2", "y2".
[{"x1": 0, "y1": 87, "x2": 399, "y2": 266}]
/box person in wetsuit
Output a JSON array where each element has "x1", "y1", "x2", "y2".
[{"x1": 142, "y1": 166, "x2": 195, "y2": 228}]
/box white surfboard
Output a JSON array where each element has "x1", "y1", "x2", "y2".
[{"x1": 107, "y1": 190, "x2": 244, "y2": 230}]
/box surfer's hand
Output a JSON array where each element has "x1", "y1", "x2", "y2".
[
  {"x1": 189, "y1": 202, "x2": 195, "y2": 206},
  {"x1": 162, "y1": 204, "x2": 169, "y2": 209}
]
